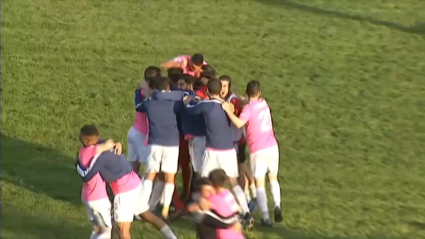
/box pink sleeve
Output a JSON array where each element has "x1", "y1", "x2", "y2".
[
  {"x1": 239, "y1": 105, "x2": 252, "y2": 124},
  {"x1": 171, "y1": 55, "x2": 186, "y2": 64},
  {"x1": 79, "y1": 146, "x2": 97, "y2": 167}
]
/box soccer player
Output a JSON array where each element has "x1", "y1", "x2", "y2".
[
  {"x1": 128, "y1": 66, "x2": 161, "y2": 175},
  {"x1": 161, "y1": 53, "x2": 207, "y2": 78},
  {"x1": 219, "y1": 75, "x2": 257, "y2": 211},
  {"x1": 78, "y1": 135, "x2": 118, "y2": 239},
  {"x1": 221, "y1": 80, "x2": 283, "y2": 226},
  {"x1": 136, "y1": 76, "x2": 185, "y2": 219},
  {"x1": 167, "y1": 67, "x2": 184, "y2": 89},
  {"x1": 76, "y1": 125, "x2": 176, "y2": 239},
  {"x1": 183, "y1": 79, "x2": 254, "y2": 227}
]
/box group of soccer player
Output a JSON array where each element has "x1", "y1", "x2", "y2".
[{"x1": 76, "y1": 53, "x2": 283, "y2": 239}]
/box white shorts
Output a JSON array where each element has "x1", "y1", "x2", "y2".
[
  {"x1": 127, "y1": 127, "x2": 149, "y2": 164},
  {"x1": 146, "y1": 145, "x2": 179, "y2": 174},
  {"x1": 188, "y1": 136, "x2": 206, "y2": 173},
  {"x1": 201, "y1": 148, "x2": 239, "y2": 178},
  {"x1": 83, "y1": 198, "x2": 112, "y2": 228},
  {"x1": 113, "y1": 184, "x2": 149, "y2": 222},
  {"x1": 250, "y1": 146, "x2": 279, "y2": 178}
]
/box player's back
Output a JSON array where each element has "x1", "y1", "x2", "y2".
[
  {"x1": 78, "y1": 146, "x2": 108, "y2": 201},
  {"x1": 144, "y1": 91, "x2": 184, "y2": 146},
  {"x1": 188, "y1": 99, "x2": 233, "y2": 150},
  {"x1": 243, "y1": 99, "x2": 277, "y2": 153}
]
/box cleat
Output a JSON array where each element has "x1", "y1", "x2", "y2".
[
  {"x1": 248, "y1": 199, "x2": 257, "y2": 213},
  {"x1": 242, "y1": 213, "x2": 255, "y2": 229},
  {"x1": 260, "y1": 218, "x2": 273, "y2": 227},
  {"x1": 274, "y1": 206, "x2": 283, "y2": 223}
]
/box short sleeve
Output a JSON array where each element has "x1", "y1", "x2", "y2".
[{"x1": 239, "y1": 105, "x2": 252, "y2": 124}]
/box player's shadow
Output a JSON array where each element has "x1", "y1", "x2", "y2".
[
  {"x1": 1, "y1": 135, "x2": 82, "y2": 205},
  {"x1": 252, "y1": 0, "x2": 425, "y2": 35}
]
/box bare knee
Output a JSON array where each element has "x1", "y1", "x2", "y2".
[
  {"x1": 255, "y1": 177, "x2": 266, "y2": 188},
  {"x1": 164, "y1": 173, "x2": 175, "y2": 184},
  {"x1": 116, "y1": 222, "x2": 131, "y2": 239}
]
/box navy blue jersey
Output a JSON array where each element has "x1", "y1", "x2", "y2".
[
  {"x1": 186, "y1": 99, "x2": 233, "y2": 150},
  {"x1": 137, "y1": 91, "x2": 185, "y2": 146}
]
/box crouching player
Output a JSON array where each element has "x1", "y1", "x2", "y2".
[
  {"x1": 222, "y1": 81, "x2": 283, "y2": 226},
  {"x1": 187, "y1": 175, "x2": 243, "y2": 239},
  {"x1": 76, "y1": 125, "x2": 177, "y2": 239}
]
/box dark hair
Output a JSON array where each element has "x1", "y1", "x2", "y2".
[
  {"x1": 208, "y1": 169, "x2": 227, "y2": 188},
  {"x1": 144, "y1": 66, "x2": 162, "y2": 80},
  {"x1": 193, "y1": 177, "x2": 212, "y2": 193},
  {"x1": 168, "y1": 67, "x2": 184, "y2": 84},
  {"x1": 191, "y1": 53, "x2": 204, "y2": 66},
  {"x1": 80, "y1": 124, "x2": 99, "y2": 137},
  {"x1": 155, "y1": 76, "x2": 170, "y2": 91},
  {"x1": 246, "y1": 80, "x2": 261, "y2": 97},
  {"x1": 201, "y1": 65, "x2": 216, "y2": 78},
  {"x1": 219, "y1": 75, "x2": 232, "y2": 87},
  {"x1": 207, "y1": 79, "x2": 222, "y2": 95},
  {"x1": 180, "y1": 74, "x2": 195, "y2": 86}
]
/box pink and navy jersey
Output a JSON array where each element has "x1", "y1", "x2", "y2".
[
  {"x1": 170, "y1": 55, "x2": 207, "y2": 77},
  {"x1": 78, "y1": 146, "x2": 109, "y2": 201},
  {"x1": 209, "y1": 189, "x2": 244, "y2": 239},
  {"x1": 185, "y1": 99, "x2": 233, "y2": 150},
  {"x1": 239, "y1": 99, "x2": 278, "y2": 153},
  {"x1": 76, "y1": 148, "x2": 140, "y2": 195},
  {"x1": 136, "y1": 91, "x2": 185, "y2": 146},
  {"x1": 133, "y1": 88, "x2": 149, "y2": 135}
]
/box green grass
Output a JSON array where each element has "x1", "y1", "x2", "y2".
[{"x1": 2, "y1": 0, "x2": 425, "y2": 238}]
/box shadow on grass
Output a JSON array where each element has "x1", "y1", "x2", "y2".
[
  {"x1": 1, "y1": 135, "x2": 82, "y2": 205},
  {"x1": 253, "y1": 0, "x2": 425, "y2": 35}
]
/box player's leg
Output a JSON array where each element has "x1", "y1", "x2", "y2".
[
  {"x1": 136, "y1": 133, "x2": 150, "y2": 177},
  {"x1": 179, "y1": 136, "x2": 192, "y2": 200},
  {"x1": 141, "y1": 145, "x2": 160, "y2": 207},
  {"x1": 160, "y1": 146, "x2": 179, "y2": 219},
  {"x1": 149, "y1": 173, "x2": 165, "y2": 210},
  {"x1": 220, "y1": 149, "x2": 253, "y2": 228},
  {"x1": 113, "y1": 191, "x2": 133, "y2": 239},
  {"x1": 127, "y1": 127, "x2": 141, "y2": 174},
  {"x1": 84, "y1": 199, "x2": 113, "y2": 239},
  {"x1": 267, "y1": 146, "x2": 282, "y2": 223},
  {"x1": 189, "y1": 137, "x2": 205, "y2": 196}
]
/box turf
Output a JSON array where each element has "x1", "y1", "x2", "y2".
[{"x1": 2, "y1": 0, "x2": 425, "y2": 238}]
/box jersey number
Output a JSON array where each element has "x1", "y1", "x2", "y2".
[{"x1": 258, "y1": 110, "x2": 272, "y2": 132}]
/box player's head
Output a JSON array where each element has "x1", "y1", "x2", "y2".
[
  {"x1": 193, "y1": 177, "x2": 214, "y2": 199},
  {"x1": 144, "y1": 66, "x2": 162, "y2": 81},
  {"x1": 206, "y1": 78, "x2": 222, "y2": 97},
  {"x1": 219, "y1": 75, "x2": 232, "y2": 99},
  {"x1": 245, "y1": 80, "x2": 262, "y2": 99},
  {"x1": 190, "y1": 53, "x2": 204, "y2": 72},
  {"x1": 201, "y1": 65, "x2": 216, "y2": 78},
  {"x1": 208, "y1": 169, "x2": 227, "y2": 189},
  {"x1": 177, "y1": 74, "x2": 195, "y2": 91},
  {"x1": 79, "y1": 124, "x2": 99, "y2": 147},
  {"x1": 155, "y1": 76, "x2": 170, "y2": 91}
]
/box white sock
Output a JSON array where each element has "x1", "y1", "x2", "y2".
[
  {"x1": 232, "y1": 185, "x2": 250, "y2": 215},
  {"x1": 162, "y1": 183, "x2": 175, "y2": 209},
  {"x1": 142, "y1": 179, "x2": 153, "y2": 205},
  {"x1": 160, "y1": 225, "x2": 177, "y2": 239},
  {"x1": 90, "y1": 231, "x2": 98, "y2": 239},
  {"x1": 270, "y1": 180, "x2": 281, "y2": 208},
  {"x1": 256, "y1": 187, "x2": 269, "y2": 220},
  {"x1": 244, "y1": 184, "x2": 251, "y2": 201},
  {"x1": 149, "y1": 181, "x2": 164, "y2": 209},
  {"x1": 250, "y1": 184, "x2": 257, "y2": 198}
]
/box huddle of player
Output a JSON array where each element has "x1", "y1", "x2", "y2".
[{"x1": 75, "y1": 53, "x2": 283, "y2": 239}]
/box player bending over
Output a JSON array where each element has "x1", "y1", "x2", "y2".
[
  {"x1": 76, "y1": 125, "x2": 177, "y2": 239},
  {"x1": 128, "y1": 66, "x2": 161, "y2": 175},
  {"x1": 161, "y1": 53, "x2": 207, "y2": 78},
  {"x1": 183, "y1": 79, "x2": 254, "y2": 228},
  {"x1": 222, "y1": 80, "x2": 283, "y2": 226},
  {"x1": 187, "y1": 177, "x2": 242, "y2": 239}
]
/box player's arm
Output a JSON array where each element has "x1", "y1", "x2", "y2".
[
  {"x1": 154, "y1": 91, "x2": 185, "y2": 101},
  {"x1": 185, "y1": 101, "x2": 211, "y2": 115},
  {"x1": 135, "y1": 99, "x2": 150, "y2": 113},
  {"x1": 160, "y1": 57, "x2": 183, "y2": 69},
  {"x1": 222, "y1": 103, "x2": 250, "y2": 128}
]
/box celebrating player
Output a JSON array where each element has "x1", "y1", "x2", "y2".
[
  {"x1": 136, "y1": 77, "x2": 186, "y2": 219},
  {"x1": 221, "y1": 80, "x2": 283, "y2": 226},
  {"x1": 76, "y1": 125, "x2": 177, "y2": 239},
  {"x1": 161, "y1": 53, "x2": 207, "y2": 78},
  {"x1": 183, "y1": 79, "x2": 254, "y2": 227},
  {"x1": 128, "y1": 66, "x2": 161, "y2": 175},
  {"x1": 219, "y1": 75, "x2": 257, "y2": 211}
]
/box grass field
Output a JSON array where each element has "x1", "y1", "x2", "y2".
[{"x1": 2, "y1": 0, "x2": 425, "y2": 238}]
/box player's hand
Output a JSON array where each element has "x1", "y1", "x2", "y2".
[
  {"x1": 114, "y1": 142, "x2": 123, "y2": 155},
  {"x1": 105, "y1": 139, "x2": 115, "y2": 149},
  {"x1": 198, "y1": 197, "x2": 211, "y2": 211},
  {"x1": 221, "y1": 102, "x2": 234, "y2": 113},
  {"x1": 183, "y1": 95, "x2": 193, "y2": 105},
  {"x1": 232, "y1": 222, "x2": 242, "y2": 233}
]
